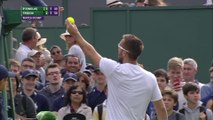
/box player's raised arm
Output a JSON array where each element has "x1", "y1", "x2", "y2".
[{"x1": 65, "y1": 19, "x2": 102, "y2": 67}]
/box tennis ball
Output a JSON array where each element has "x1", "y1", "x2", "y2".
[{"x1": 67, "y1": 17, "x2": 75, "y2": 24}]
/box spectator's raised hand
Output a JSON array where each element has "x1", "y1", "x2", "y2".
[{"x1": 172, "y1": 81, "x2": 182, "y2": 91}]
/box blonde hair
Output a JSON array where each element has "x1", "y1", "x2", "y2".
[
  {"x1": 9, "y1": 59, "x2": 20, "y2": 67},
  {"x1": 167, "y1": 57, "x2": 183, "y2": 70}
]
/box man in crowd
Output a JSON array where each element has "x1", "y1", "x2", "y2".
[
  {"x1": 62, "y1": 54, "x2": 81, "y2": 77},
  {"x1": 183, "y1": 58, "x2": 204, "y2": 88},
  {"x1": 15, "y1": 27, "x2": 38, "y2": 63},
  {"x1": 39, "y1": 63, "x2": 64, "y2": 110},
  {"x1": 21, "y1": 69, "x2": 49, "y2": 113}
]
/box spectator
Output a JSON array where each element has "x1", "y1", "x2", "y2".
[
  {"x1": 153, "y1": 90, "x2": 185, "y2": 120},
  {"x1": 106, "y1": 0, "x2": 125, "y2": 7},
  {"x1": 205, "y1": 0, "x2": 213, "y2": 5},
  {"x1": 20, "y1": 69, "x2": 50, "y2": 113},
  {"x1": 76, "y1": 72, "x2": 90, "y2": 93},
  {"x1": 154, "y1": 68, "x2": 169, "y2": 92},
  {"x1": 93, "y1": 85, "x2": 108, "y2": 120},
  {"x1": 57, "y1": 85, "x2": 93, "y2": 120},
  {"x1": 20, "y1": 58, "x2": 36, "y2": 72},
  {"x1": 143, "y1": 0, "x2": 167, "y2": 6},
  {"x1": 35, "y1": 32, "x2": 51, "y2": 69},
  {"x1": 39, "y1": 63, "x2": 64, "y2": 110},
  {"x1": 20, "y1": 57, "x2": 43, "y2": 90},
  {"x1": 60, "y1": 30, "x2": 86, "y2": 72},
  {"x1": 135, "y1": 0, "x2": 146, "y2": 7},
  {"x1": 180, "y1": 82, "x2": 213, "y2": 120},
  {"x1": 5, "y1": 76, "x2": 37, "y2": 119},
  {"x1": 201, "y1": 66, "x2": 213, "y2": 105},
  {"x1": 65, "y1": 21, "x2": 167, "y2": 120},
  {"x1": 0, "y1": 64, "x2": 15, "y2": 120},
  {"x1": 62, "y1": 54, "x2": 81, "y2": 76},
  {"x1": 52, "y1": 73, "x2": 79, "y2": 112},
  {"x1": 15, "y1": 27, "x2": 38, "y2": 63},
  {"x1": 147, "y1": 68, "x2": 169, "y2": 119},
  {"x1": 9, "y1": 59, "x2": 21, "y2": 77},
  {"x1": 167, "y1": 57, "x2": 187, "y2": 109},
  {"x1": 84, "y1": 64, "x2": 96, "y2": 91},
  {"x1": 183, "y1": 58, "x2": 204, "y2": 88},
  {"x1": 28, "y1": 49, "x2": 46, "y2": 87},
  {"x1": 87, "y1": 67, "x2": 107, "y2": 111},
  {"x1": 50, "y1": 45, "x2": 64, "y2": 68},
  {"x1": 203, "y1": 95, "x2": 213, "y2": 111}
]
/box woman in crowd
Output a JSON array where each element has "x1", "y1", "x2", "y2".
[
  {"x1": 76, "y1": 72, "x2": 90, "y2": 93},
  {"x1": 57, "y1": 85, "x2": 93, "y2": 120}
]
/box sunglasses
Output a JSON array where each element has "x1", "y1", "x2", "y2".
[
  {"x1": 71, "y1": 91, "x2": 84, "y2": 95},
  {"x1": 118, "y1": 43, "x2": 129, "y2": 53},
  {"x1": 51, "y1": 51, "x2": 61, "y2": 55}
]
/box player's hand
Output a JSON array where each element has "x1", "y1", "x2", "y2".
[{"x1": 65, "y1": 19, "x2": 79, "y2": 36}]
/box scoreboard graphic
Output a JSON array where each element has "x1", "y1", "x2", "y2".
[{"x1": 21, "y1": 6, "x2": 59, "y2": 20}]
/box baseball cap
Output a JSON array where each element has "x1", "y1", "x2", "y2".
[
  {"x1": 63, "y1": 113, "x2": 86, "y2": 120},
  {"x1": 21, "y1": 69, "x2": 39, "y2": 78},
  {"x1": 85, "y1": 64, "x2": 101, "y2": 72},
  {"x1": 83, "y1": 70, "x2": 92, "y2": 76},
  {"x1": 63, "y1": 73, "x2": 79, "y2": 82},
  {"x1": 0, "y1": 64, "x2": 16, "y2": 80},
  {"x1": 28, "y1": 49, "x2": 42, "y2": 57}
]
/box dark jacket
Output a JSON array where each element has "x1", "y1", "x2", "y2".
[{"x1": 15, "y1": 94, "x2": 37, "y2": 118}]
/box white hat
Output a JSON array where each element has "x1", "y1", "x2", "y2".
[
  {"x1": 106, "y1": 0, "x2": 123, "y2": 7},
  {"x1": 36, "y1": 32, "x2": 47, "y2": 46},
  {"x1": 60, "y1": 30, "x2": 71, "y2": 41},
  {"x1": 28, "y1": 49, "x2": 42, "y2": 57}
]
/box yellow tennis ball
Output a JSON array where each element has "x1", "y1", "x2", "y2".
[{"x1": 67, "y1": 17, "x2": 75, "y2": 24}]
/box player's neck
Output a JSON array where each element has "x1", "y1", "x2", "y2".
[{"x1": 122, "y1": 58, "x2": 137, "y2": 65}]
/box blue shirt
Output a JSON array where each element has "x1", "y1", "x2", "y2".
[
  {"x1": 39, "y1": 86, "x2": 65, "y2": 110},
  {"x1": 201, "y1": 82, "x2": 213, "y2": 100},
  {"x1": 51, "y1": 95, "x2": 66, "y2": 112},
  {"x1": 21, "y1": 92, "x2": 50, "y2": 113},
  {"x1": 87, "y1": 87, "x2": 106, "y2": 111},
  {"x1": 201, "y1": 95, "x2": 213, "y2": 106}
]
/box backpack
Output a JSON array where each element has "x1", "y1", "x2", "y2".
[
  {"x1": 97, "y1": 104, "x2": 103, "y2": 120},
  {"x1": 176, "y1": 106, "x2": 206, "y2": 120},
  {"x1": 179, "y1": 106, "x2": 206, "y2": 114}
]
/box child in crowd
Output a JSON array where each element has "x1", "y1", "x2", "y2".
[
  {"x1": 180, "y1": 82, "x2": 213, "y2": 120},
  {"x1": 161, "y1": 90, "x2": 185, "y2": 120}
]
